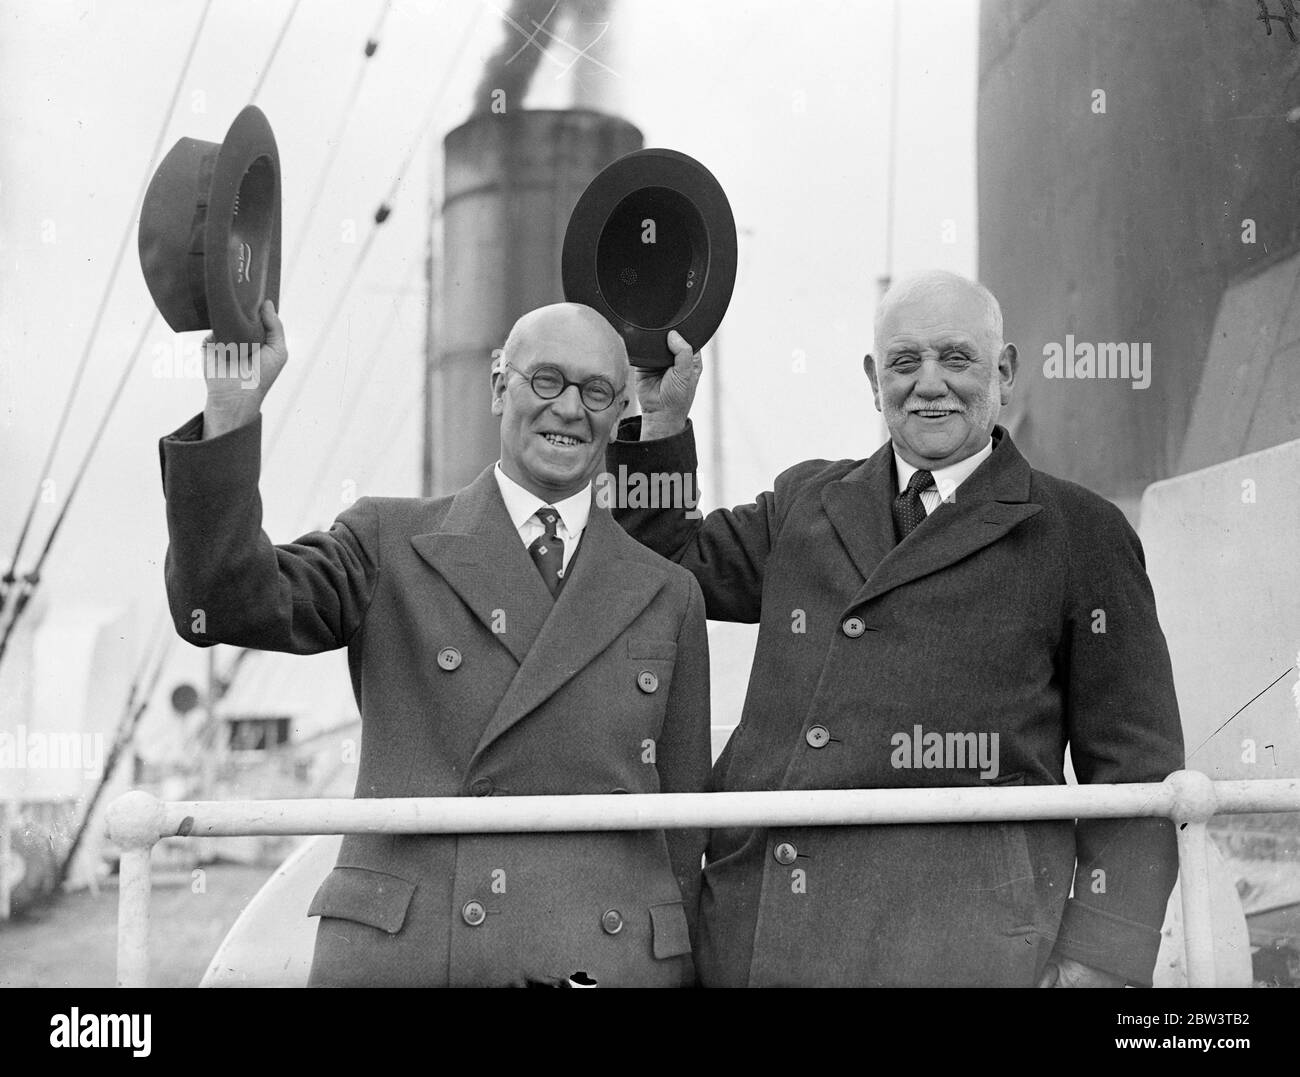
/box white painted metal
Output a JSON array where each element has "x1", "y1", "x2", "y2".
[{"x1": 106, "y1": 772, "x2": 1300, "y2": 988}]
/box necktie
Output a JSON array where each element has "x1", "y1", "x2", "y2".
[
  {"x1": 528, "y1": 506, "x2": 565, "y2": 597},
  {"x1": 892, "y1": 469, "x2": 935, "y2": 542}
]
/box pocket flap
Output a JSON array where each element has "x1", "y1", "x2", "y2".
[
  {"x1": 628, "y1": 638, "x2": 677, "y2": 660},
  {"x1": 307, "y1": 866, "x2": 416, "y2": 935},
  {"x1": 649, "y1": 900, "x2": 691, "y2": 959}
]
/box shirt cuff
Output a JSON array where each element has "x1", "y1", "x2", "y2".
[{"x1": 608, "y1": 416, "x2": 698, "y2": 472}]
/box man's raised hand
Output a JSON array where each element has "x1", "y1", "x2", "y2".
[
  {"x1": 634, "y1": 329, "x2": 702, "y2": 441},
  {"x1": 202, "y1": 300, "x2": 289, "y2": 440}
]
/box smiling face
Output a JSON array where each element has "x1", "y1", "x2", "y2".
[
  {"x1": 491, "y1": 303, "x2": 630, "y2": 502},
  {"x1": 865, "y1": 274, "x2": 1016, "y2": 470}
]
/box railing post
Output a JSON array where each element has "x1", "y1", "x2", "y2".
[
  {"x1": 107, "y1": 791, "x2": 163, "y2": 988},
  {"x1": 0, "y1": 798, "x2": 11, "y2": 921},
  {"x1": 1166, "y1": 770, "x2": 1218, "y2": 988}
]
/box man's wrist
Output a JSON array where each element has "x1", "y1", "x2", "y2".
[
  {"x1": 639, "y1": 416, "x2": 687, "y2": 441},
  {"x1": 203, "y1": 398, "x2": 262, "y2": 440}
]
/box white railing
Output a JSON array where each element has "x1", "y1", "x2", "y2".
[{"x1": 105, "y1": 770, "x2": 1300, "y2": 988}]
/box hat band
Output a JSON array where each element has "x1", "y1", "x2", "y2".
[{"x1": 186, "y1": 151, "x2": 216, "y2": 328}]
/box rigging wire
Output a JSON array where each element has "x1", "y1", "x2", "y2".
[
  {"x1": 0, "y1": 310, "x2": 156, "y2": 665},
  {"x1": 19, "y1": 3, "x2": 482, "y2": 725},
  {"x1": 262, "y1": 4, "x2": 483, "y2": 462},
  {"x1": 0, "y1": 0, "x2": 307, "y2": 670},
  {"x1": 0, "y1": 0, "x2": 215, "y2": 614},
  {"x1": 249, "y1": 0, "x2": 305, "y2": 105},
  {"x1": 281, "y1": 0, "x2": 392, "y2": 288},
  {"x1": 288, "y1": 258, "x2": 424, "y2": 526}
]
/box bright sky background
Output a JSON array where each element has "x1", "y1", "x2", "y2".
[{"x1": 0, "y1": 0, "x2": 979, "y2": 754}]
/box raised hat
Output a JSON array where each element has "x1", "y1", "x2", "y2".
[
  {"x1": 562, "y1": 148, "x2": 737, "y2": 369},
  {"x1": 138, "y1": 105, "x2": 281, "y2": 345}
]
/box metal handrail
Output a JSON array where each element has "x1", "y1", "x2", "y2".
[{"x1": 106, "y1": 770, "x2": 1300, "y2": 988}]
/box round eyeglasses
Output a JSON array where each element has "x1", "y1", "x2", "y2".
[{"x1": 501, "y1": 362, "x2": 622, "y2": 412}]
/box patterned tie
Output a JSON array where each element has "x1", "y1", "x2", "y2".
[
  {"x1": 892, "y1": 469, "x2": 935, "y2": 542},
  {"x1": 527, "y1": 506, "x2": 565, "y2": 597}
]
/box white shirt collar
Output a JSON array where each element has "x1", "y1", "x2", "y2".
[
  {"x1": 493, "y1": 462, "x2": 592, "y2": 536},
  {"x1": 893, "y1": 437, "x2": 994, "y2": 504}
]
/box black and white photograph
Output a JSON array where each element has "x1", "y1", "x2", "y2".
[{"x1": 0, "y1": 0, "x2": 1297, "y2": 1045}]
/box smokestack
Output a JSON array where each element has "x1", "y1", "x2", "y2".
[
  {"x1": 473, "y1": 0, "x2": 558, "y2": 111},
  {"x1": 565, "y1": 0, "x2": 619, "y2": 114},
  {"x1": 473, "y1": 0, "x2": 620, "y2": 114},
  {"x1": 429, "y1": 109, "x2": 642, "y2": 495}
]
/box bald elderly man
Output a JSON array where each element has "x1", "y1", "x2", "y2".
[
  {"x1": 158, "y1": 301, "x2": 711, "y2": 987},
  {"x1": 608, "y1": 270, "x2": 1185, "y2": 987}
]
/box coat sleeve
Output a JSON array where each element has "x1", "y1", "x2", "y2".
[
  {"x1": 1052, "y1": 496, "x2": 1185, "y2": 986},
  {"x1": 654, "y1": 573, "x2": 712, "y2": 945},
  {"x1": 158, "y1": 413, "x2": 380, "y2": 653},
  {"x1": 605, "y1": 416, "x2": 778, "y2": 623}
]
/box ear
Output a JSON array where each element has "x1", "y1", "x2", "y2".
[
  {"x1": 997, "y1": 343, "x2": 1017, "y2": 405},
  {"x1": 863, "y1": 353, "x2": 883, "y2": 414},
  {"x1": 490, "y1": 358, "x2": 506, "y2": 416}
]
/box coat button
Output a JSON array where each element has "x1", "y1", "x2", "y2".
[
  {"x1": 437, "y1": 647, "x2": 462, "y2": 671},
  {"x1": 636, "y1": 670, "x2": 659, "y2": 693},
  {"x1": 601, "y1": 909, "x2": 624, "y2": 935},
  {"x1": 805, "y1": 725, "x2": 830, "y2": 748},
  {"x1": 773, "y1": 842, "x2": 798, "y2": 865},
  {"x1": 470, "y1": 777, "x2": 493, "y2": 797},
  {"x1": 462, "y1": 900, "x2": 486, "y2": 926},
  {"x1": 841, "y1": 617, "x2": 866, "y2": 638}
]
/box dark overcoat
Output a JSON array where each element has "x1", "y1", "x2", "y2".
[
  {"x1": 608, "y1": 420, "x2": 1185, "y2": 987},
  {"x1": 159, "y1": 414, "x2": 711, "y2": 987}
]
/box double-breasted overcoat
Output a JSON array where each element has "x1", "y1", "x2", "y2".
[
  {"x1": 160, "y1": 414, "x2": 711, "y2": 987},
  {"x1": 608, "y1": 420, "x2": 1185, "y2": 987}
]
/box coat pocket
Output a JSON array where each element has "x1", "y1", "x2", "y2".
[
  {"x1": 627, "y1": 638, "x2": 678, "y2": 661},
  {"x1": 648, "y1": 900, "x2": 692, "y2": 959},
  {"x1": 984, "y1": 775, "x2": 1037, "y2": 932},
  {"x1": 307, "y1": 865, "x2": 416, "y2": 935}
]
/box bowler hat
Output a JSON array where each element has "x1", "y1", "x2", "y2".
[
  {"x1": 138, "y1": 105, "x2": 281, "y2": 345},
  {"x1": 562, "y1": 148, "x2": 736, "y2": 369}
]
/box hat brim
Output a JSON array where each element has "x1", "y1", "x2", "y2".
[
  {"x1": 562, "y1": 148, "x2": 736, "y2": 369},
  {"x1": 204, "y1": 106, "x2": 281, "y2": 345}
]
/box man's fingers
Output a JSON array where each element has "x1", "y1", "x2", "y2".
[
  {"x1": 666, "y1": 329, "x2": 696, "y2": 363},
  {"x1": 665, "y1": 330, "x2": 702, "y2": 391},
  {"x1": 260, "y1": 299, "x2": 285, "y2": 350}
]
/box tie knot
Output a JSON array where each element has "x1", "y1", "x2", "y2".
[
  {"x1": 904, "y1": 469, "x2": 935, "y2": 497},
  {"x1": 535, "y1": 506, "x2": 561, "y2": 537}
]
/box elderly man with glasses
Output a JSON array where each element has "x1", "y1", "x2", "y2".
[{"x1": 158, "y1": 300, "x2": 711, "y2": 987}]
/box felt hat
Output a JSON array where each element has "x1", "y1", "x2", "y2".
[
  {"x1": 562, "y1": 148, "x2": 736, "y2": 369},
  {"x1": 138, "y1": 105, "x2": 281, "y2": 345}
]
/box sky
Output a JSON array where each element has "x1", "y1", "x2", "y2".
[{"x1": 0, "y1": 0, "x2": 979, "y2": 763}]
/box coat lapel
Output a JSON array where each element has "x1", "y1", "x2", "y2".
[
  {"x1": 408, "y1": 466, "x2": 554, "y2": 665},
  {"x1": 821, "y1": 440, "x2": 897, "y2": 584},
  {"x1": 853, "y1": 427, "x2": 1042, "y2": 606},
  {"x1": 822, "y1": 428, "x2": 1043, "y2": 607},
  {"x1": 468, "y1": 505, "x2": 669, "y2": 766}
]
